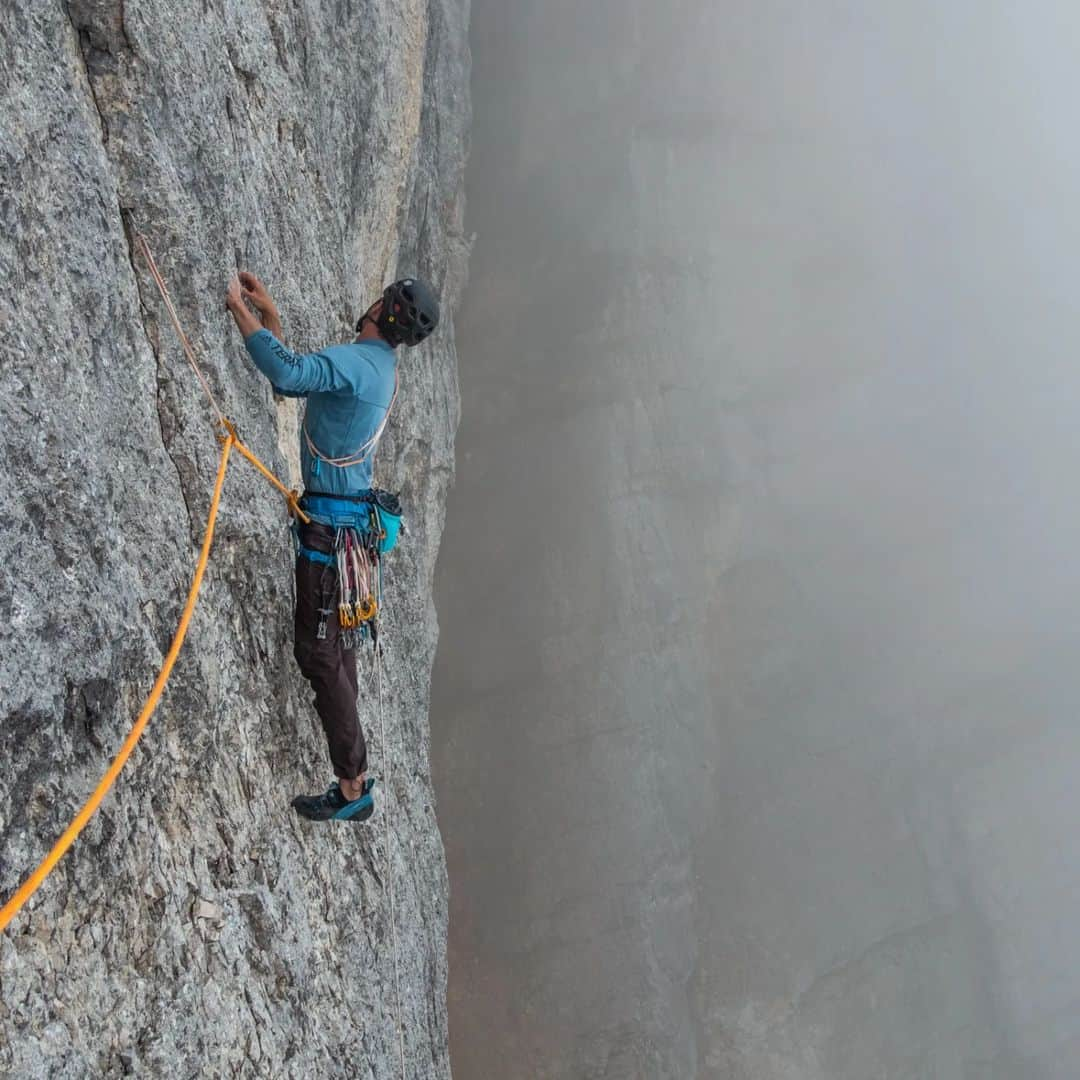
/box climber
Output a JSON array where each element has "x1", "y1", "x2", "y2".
[{"x1": 225, "y1": 270, "x2": 439, "y2": 823}]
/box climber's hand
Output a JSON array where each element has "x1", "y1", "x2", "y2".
[
  {"x1": 238, "y1": 271, "x2": 283, "y2": 337},
  {"x1": 226, "y1": 275, "x2": 261, "y2": 337},
  {"x1": 239, "y1": 272, "x2": 276, "y2": 316}
]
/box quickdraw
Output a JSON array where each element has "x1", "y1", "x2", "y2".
[{"x1": 332, "y1": 513, "x2": 383, "y2": 648}]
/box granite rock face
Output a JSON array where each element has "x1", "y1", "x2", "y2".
[{"x1": 0, "y1": 2, "x2": 468, "y2": 1076}]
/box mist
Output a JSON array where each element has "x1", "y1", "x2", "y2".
[{"x1": 432, "y1": 2, "x2": 1080, "y2": 1076}]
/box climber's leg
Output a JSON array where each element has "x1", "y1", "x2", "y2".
[{"x1": 292, "y1": 523, "x2": 369, "y2": 782}]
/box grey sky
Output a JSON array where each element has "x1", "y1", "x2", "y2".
[{"x1": 434, "y1": 3, "x2": 1080, "y2": 1076}]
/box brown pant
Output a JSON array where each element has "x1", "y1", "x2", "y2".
[{"x1": 293, "y1": 523, "x2": 367, "y2": 780}]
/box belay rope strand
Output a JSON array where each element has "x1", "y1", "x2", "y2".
[
  {"x1": 125, "y1": 212, "x2": 309, "y2": 525},
  {"x1": 0, "y1": 434, "x2": 234, "y2": 933},
  {"x1": 131, "y1": 218, "x2": 227, "y2": 427},
  {"x1": 0, "y1": 223, "x2": 307, "y2": 932}
]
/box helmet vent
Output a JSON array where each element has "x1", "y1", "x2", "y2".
[{"x1": 377, "y1": 277, "x2": 440, "y2": 346}]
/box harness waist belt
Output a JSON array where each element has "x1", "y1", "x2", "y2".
[
  {"x1": 301, "y1": 489, "x2": 402, "y2": 518},
  {"x1": 302, "y1": 489, "x2": 376, "y2": 503}
]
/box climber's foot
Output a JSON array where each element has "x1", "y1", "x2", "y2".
[
  {"x1": 291, "y1": 778, "x2": 376, "y2": 822},
  {"x1": 340, "y1": 773, "x2": 367, "y2": 801}
]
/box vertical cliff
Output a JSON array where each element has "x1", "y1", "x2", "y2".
[{"x1": 0, "y1": 1, "x2": 469, "y2": 1076}]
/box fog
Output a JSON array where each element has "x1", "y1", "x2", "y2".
[{"x1": 432, "y1": 3, "x2": 1080, "y2": 1076}]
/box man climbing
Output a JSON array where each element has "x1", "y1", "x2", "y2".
[{"x1": 225, "y1": 270, "x2": 439, "y2": 822}]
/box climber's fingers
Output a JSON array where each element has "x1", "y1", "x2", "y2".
[
  {"x1": 225, "y1": 274, "x2": 245, "y2": 312},
  {"x1": 238, "y1": 271, "x2": 272, "y2": 311}
]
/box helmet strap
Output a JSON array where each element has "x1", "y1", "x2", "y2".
[{"x1": 355, "y1": 300, "x2": 381, "y2": 337}]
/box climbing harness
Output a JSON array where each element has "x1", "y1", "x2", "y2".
[
  {"x1": 300, "y1": 489, "x2": 403, "y2": 553},
  {"x1": 0, "y1": 221, "x2": 306, "y2": 933},
  {"x1": 294, "y1": 488, "x2": 404, "y2": 649}
]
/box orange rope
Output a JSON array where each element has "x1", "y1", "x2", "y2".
[
  {"x1": 224, "y1": 422, "x2": 309, "y2": 524},
  {"x1": 131, "y1": 224, "x2": 227, "y2": 426},
  {"x1": 0, "y1": 436, "x2": 235, "y2": 933}
]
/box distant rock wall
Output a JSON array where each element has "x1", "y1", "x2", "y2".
[{"x1": 0, "y1": 2, "x2": 468, "y2": 1076}]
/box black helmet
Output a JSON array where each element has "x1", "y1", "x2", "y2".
[{"x1": 375, "y1": 276, "x2": 439, "y2": 346}]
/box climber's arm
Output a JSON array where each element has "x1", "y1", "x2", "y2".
[
  {"x1": 227, "y1": 276, "x2": 345, "y2": 394},
  {"x1": 241, "y1": 330, "x2": 344, "y2": 395}
]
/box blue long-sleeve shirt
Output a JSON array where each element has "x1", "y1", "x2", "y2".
[{"x1": 244, "y1": 328, "x2": 396, "y2": 495}]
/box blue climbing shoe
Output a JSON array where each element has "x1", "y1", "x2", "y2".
[{"x1": 291, "y1": 777, "x2": 376, "y2": 822}]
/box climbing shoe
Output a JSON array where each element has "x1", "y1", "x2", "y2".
[{"x1": 291, "y1": 777, "x2": 376, "y2": 823}]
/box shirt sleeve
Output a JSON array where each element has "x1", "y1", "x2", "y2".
[{"x1": 243, "y1": 329, "x2": 345, "y2": 395}]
